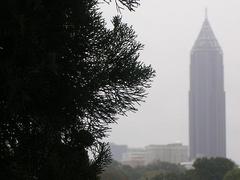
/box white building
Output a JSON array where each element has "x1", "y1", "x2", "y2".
[
  {"x1": 121, "y1": 148, "x2": 146, "y2": 167},
  {"x1": 120, "y1": 143, "x2": 188, "y2": 167},
  {"x1": 145, "y1": 143, "x2": 188, "y2": 164}
]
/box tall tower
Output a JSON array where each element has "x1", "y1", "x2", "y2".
[{"x1": 189, "y1": 12, "x2": 226, "y2": 160}]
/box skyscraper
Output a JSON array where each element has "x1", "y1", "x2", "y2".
[{"x1": 189, "y1": 12, "x2": 226, "y2": 160}]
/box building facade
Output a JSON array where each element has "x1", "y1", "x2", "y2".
[
  {"x1": 189, "y1": 14, "x2": 226, "y2": 160},
  {"x1": 110, "y1": 143, "x2": 128, "y2": 162},
  {"x1": 121, "y1": 148, "x2": 146, "y2": 167},
  {"x1": 119, "y1": 143, "x2": 188, "y2": 167},
  {"x1": 145, "y1": 143, "x2": 188, "y2": 164}
]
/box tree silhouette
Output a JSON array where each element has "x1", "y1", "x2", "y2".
[
  {"x1": 224, "y1": 168, "x2": 240, "y2": 180},
  {"x1": 0, "y1": 0, "x2": 154, "y2": 179},
  {"x1": 193, "y1": 157, "x2": 236, "y2": 180},
  {"x1": 103, "y1": 0, "x2": 140, "y2": 11}
]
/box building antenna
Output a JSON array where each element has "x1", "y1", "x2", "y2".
[{"x1": 205, "y1": 7, "x2": 208, "y2": 19}]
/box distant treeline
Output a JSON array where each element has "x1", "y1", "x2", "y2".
[{"x1": 101, "y1": 157, "x2": 240, "y2": 180}]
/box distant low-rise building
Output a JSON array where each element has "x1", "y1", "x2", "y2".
[
  {"x1": 121, "y1": 148, "x2": 146, "y2": 167},
  {"x1": 110, "y1": 143, "x2": 188, "y2": 166},
  {"x1": 180, "y1": 161, "x2": 194, "y2": 170},
  {"x1": 145, "y1": 143, "x2": 188, "y2": 164},
  {"x1": 110, "y1": 143, "x2": 128, "y2": 162}
]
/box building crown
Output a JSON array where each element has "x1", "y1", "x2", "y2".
[{"x1": 191, "y1": 12, "x2": 222, "y2": 53}]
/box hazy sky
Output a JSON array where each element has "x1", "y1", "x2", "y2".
[{"x1": 100, "y1": 0, "x2": 240, "y2": 163}]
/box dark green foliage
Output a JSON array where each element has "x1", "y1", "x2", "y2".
[
  {"x1": 153, "y1": 172, "x2": 184, "y2": 180},
  {"x1": 146, "y1": 161, "x2": 185, "y2": 174},
  {"x1": 182, "y1": 169, "x2": 199, "y2": 180},
  {"x1": 193, "y1": 157, "x2": 236, "y2": 180},
  {"x1": 0, "y1": 0, "x2": 155, "y2": 179},
  {"x1": 145, "y1": 161, "x2": 185, "y2": 180},
  {"x1": 101, "y1": 158, "x2": 236, "y2": 180},
  {"x1": 224, "y1": 168, "x2": 240, "y2": 180},
  {"x1": 101, "y1": 160, "x2": 185, "y2": 180},
  {"x1": 100, "y1": 161, "x2": 129, "y2": 180}
]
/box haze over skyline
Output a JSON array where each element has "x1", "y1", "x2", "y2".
[{"x1": 100, "y1": 0, "x2": 240, "y2": 163}]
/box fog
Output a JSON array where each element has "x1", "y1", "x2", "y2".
[{"x1": 100, "y1": 0, "x2": 240, "y2": 163}]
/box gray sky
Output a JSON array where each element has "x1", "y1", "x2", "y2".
[{"x1": 100, "y1": 0, "x2": 240, "y2": 163}]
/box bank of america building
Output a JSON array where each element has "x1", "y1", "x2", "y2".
[{"x1": 189, "y1": 14, "x2": 226, "y2": 160}]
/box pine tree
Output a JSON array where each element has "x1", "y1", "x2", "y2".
[{"x1": 0, "y1": 0, "x2": 154, "y2": 179}]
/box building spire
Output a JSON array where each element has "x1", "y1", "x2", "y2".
[
  {"x1": 205, "y1": 8, "x2": 208, "y2": 19},
  {"x1": 191, "y1": 9, "x2": 222, "y2": 53}
]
